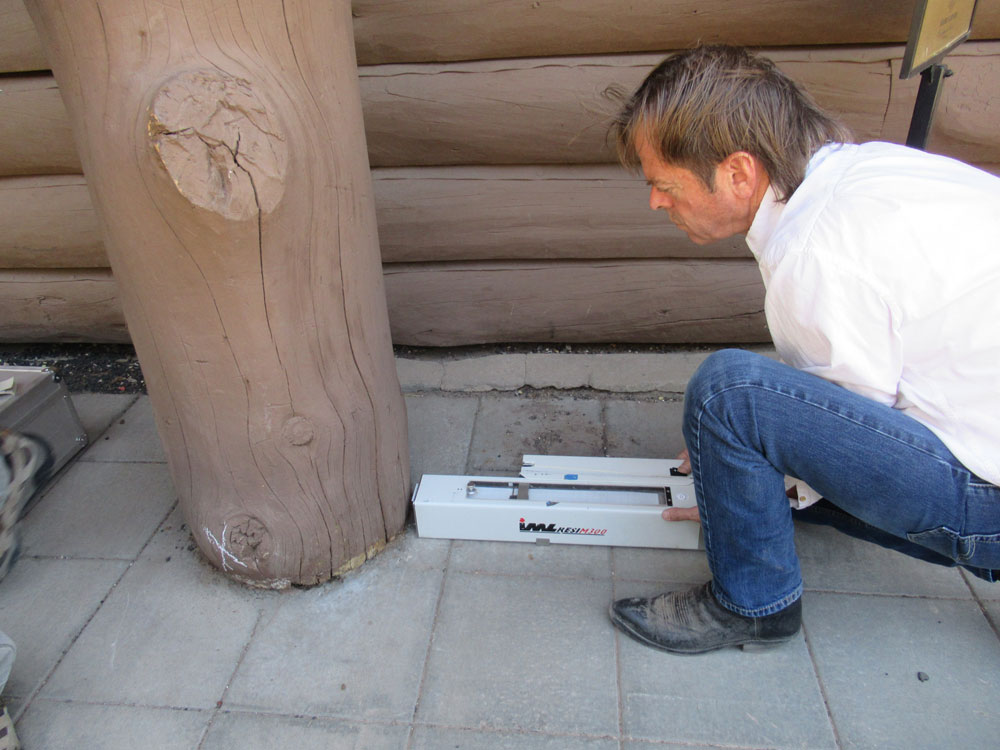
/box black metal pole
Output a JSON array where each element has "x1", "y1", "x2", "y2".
[{"x1": 906, "y1": 64, "x2": 951, "y2": 151}]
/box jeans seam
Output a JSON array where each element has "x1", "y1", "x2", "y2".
[
  {"x1": 690, "y1": 387, "x2": 799, "y2": 615},
  {"x1": 711, "y1": 579, "x2": 802, "y2": 618},
  {"x1": 909, "y1": 526, "x2": 1000, "y2": 549},
  {"x1": 690, "y1": 404, "x2": 718, "y2": 580},
  {"x1": 690, "y1": 377, "x2": 936, "y2": 614},
  {"x1": 701, "y1": 380, "x2": 956, "y2": 467},
  {"x1": 690, "y1": 352, "x2": 1000, "y2": 586}
]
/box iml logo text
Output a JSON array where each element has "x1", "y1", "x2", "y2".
[{"x1": 518, "y1": 518, "x2": 607, "y2": 536}]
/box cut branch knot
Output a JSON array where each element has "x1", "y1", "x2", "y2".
[{"x1": 148, "y1": 69, "x2": 288, "y2": 220}]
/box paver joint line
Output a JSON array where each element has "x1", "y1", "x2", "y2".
[
  {"x1": 7, "y1": 368, "x2": 1000, "y2": 748},
  {"x1": 405, "y1": 541, "x2": 453, "y2": 750},
  {"x1": 801, "y1": 620, "x2": 844, "y2": 750}
]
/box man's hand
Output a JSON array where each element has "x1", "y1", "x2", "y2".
[
  {"x1": 662, "y1": 448, "x2": 701, "y2": 523},
  {"x1": 674, "y1": 447, "x2": 691, "y2": 475}
]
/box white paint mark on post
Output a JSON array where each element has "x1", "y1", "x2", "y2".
[{"x1": 205, "y1": 524, "x2": 247, "y2": 571}]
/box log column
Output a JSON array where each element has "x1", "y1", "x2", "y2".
[{"x1": 25, "y1": 0, "x2": 410, "y2": 586}]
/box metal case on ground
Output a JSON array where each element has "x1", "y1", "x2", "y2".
[{"x1": 0, "y1": 366, "x2": 88, "y2": 478}]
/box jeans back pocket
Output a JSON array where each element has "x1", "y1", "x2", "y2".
[{"x1": 907, "y1": 526, "x2": 1000, "y2": 571}]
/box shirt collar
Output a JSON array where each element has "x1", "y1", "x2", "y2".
[
  {"x1": 744, "y1": 144, "x2": 843, "y2": 259},
  {"x1": 745, "y1": 184, "x2": 784, "y2": 260}
]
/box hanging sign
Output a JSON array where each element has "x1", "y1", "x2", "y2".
[{"x1": 901, "y1": 0, "x2": 978, "y2": 78}]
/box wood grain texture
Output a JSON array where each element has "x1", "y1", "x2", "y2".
[
  {"x1": 1, "y1": 166, "x2": 749, "y2": 266},
  {"x1": 360, "y1": 49, "x2": 894, "y2": 167},
  {"x1": 384, "y1": 259, "x2": 768, "y2": 346},
  {"x1": 884, "y1": 43, "x2": 1000, "y2": 166},
  {"x1": 7, "y1": 0, "x2": 1000, "y2": 71},
  {"x1": 0, "y1": 175, "x2": 105, "y2": 267},
  {"x1": 350, "y1": 0, "x2": 1000, "y2": 64},
  {"x1": 0, "y1": 260, "x2": 770, "y2": 346},
  {"x1": 0, "y1": 269, "x2": 127, "y2": 342},
  {"x1": 9, "y1": 149, "x2": 1000, "y2": 274},
  {"x1": 10, "y1": 44, "x2": 999, "y2": 175},
  {"x1": 26, "y1": 0, "x2": 409, "y2": 586},
  {"x1": 373, "y1": 165, "x2": 750, "y2": 261},
  {"x1": 357, "y1": 42, "x2": 1000, "y2": 167},
  {"x1": 0, "y1": 0, "x2": 47, "y2": 72},
  {"x1": 0, "y1": 74, "x2": 78, "y2": 175}
]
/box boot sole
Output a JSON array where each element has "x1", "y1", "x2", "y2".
[{"x1": 609, "y1": 603, "x2": 796, "y2": 655}]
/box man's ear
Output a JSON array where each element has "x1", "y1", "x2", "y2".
[{"x1": 720, "y1": 151, "x2": 765, "y2": 199}]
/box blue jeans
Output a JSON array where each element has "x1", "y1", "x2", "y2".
[{"x1": 683, "y1": 349, "x2": 1000, "y2": 617}]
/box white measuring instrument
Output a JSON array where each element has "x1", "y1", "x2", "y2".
[{"x1": 411, "y1": 455, "x2": 702, "y2": 549}]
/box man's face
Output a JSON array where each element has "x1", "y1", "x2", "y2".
[{"x1": 636, "y1": 138, "x2": 749, "y2": 245}]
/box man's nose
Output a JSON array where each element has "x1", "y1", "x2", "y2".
[{"x1": 649, "y1": 187, "x2": 673, "y2": 211}]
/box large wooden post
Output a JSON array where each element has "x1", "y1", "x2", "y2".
[{"x1": 25, "y1": 0, "x2": 410, "y2": 586}]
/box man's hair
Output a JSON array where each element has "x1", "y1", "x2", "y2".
[{"x1": 611, "y1": 45, "x2": 852, "y2": 201}]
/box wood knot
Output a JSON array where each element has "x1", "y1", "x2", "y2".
[
  {"x1": 226, "y1": 514, "x2": 272, "y2": 566},
  {"x1": 148, "y1": 69, "x2": 287, "y2": 220},
  {"x1": 282, "y1": 416, "x2": 314, "y2": 446}
]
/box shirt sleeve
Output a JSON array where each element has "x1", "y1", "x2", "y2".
[
  {"x1": 784, "y1": 476, "x2": 823, "y2": 509},
  {"x1": 764, "y1": 249, "x2": 904, "y2": 407}
]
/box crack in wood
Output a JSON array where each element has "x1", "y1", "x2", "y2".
[{"x1": 147, "y1": 69, "x2": 286, "y2": 221}]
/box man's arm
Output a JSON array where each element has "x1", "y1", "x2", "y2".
[{"x1": 767, "y1": 249, "x2": 902, "y2": 407}]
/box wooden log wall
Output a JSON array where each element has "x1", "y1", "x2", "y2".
[{"x1": 2, "y1": 0, "x2": 1000, "y2": 346}]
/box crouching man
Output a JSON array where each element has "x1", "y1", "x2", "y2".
[{"x1": 608, "y1": 45, "x2": 1000, "y2": 654}]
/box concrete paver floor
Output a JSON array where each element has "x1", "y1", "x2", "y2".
[{"x1": 2, "y1": 357, "x2": 999, "y2": 749}]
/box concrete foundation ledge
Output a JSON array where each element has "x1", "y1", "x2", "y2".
[{"x1": 395, "y1": 345, "x2": 778, "y2": 394}]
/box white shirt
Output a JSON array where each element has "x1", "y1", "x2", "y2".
[{"x1": 746, "y1": 141, "x2": 1000, "y2": 492}]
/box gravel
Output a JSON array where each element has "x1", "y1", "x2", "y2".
[
  {"x1": 0, "y1": 343, "x2": 146, "y2": 394},
  {"x1": 0, "y1": 341, "x2": 720, "y2": 394}
]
